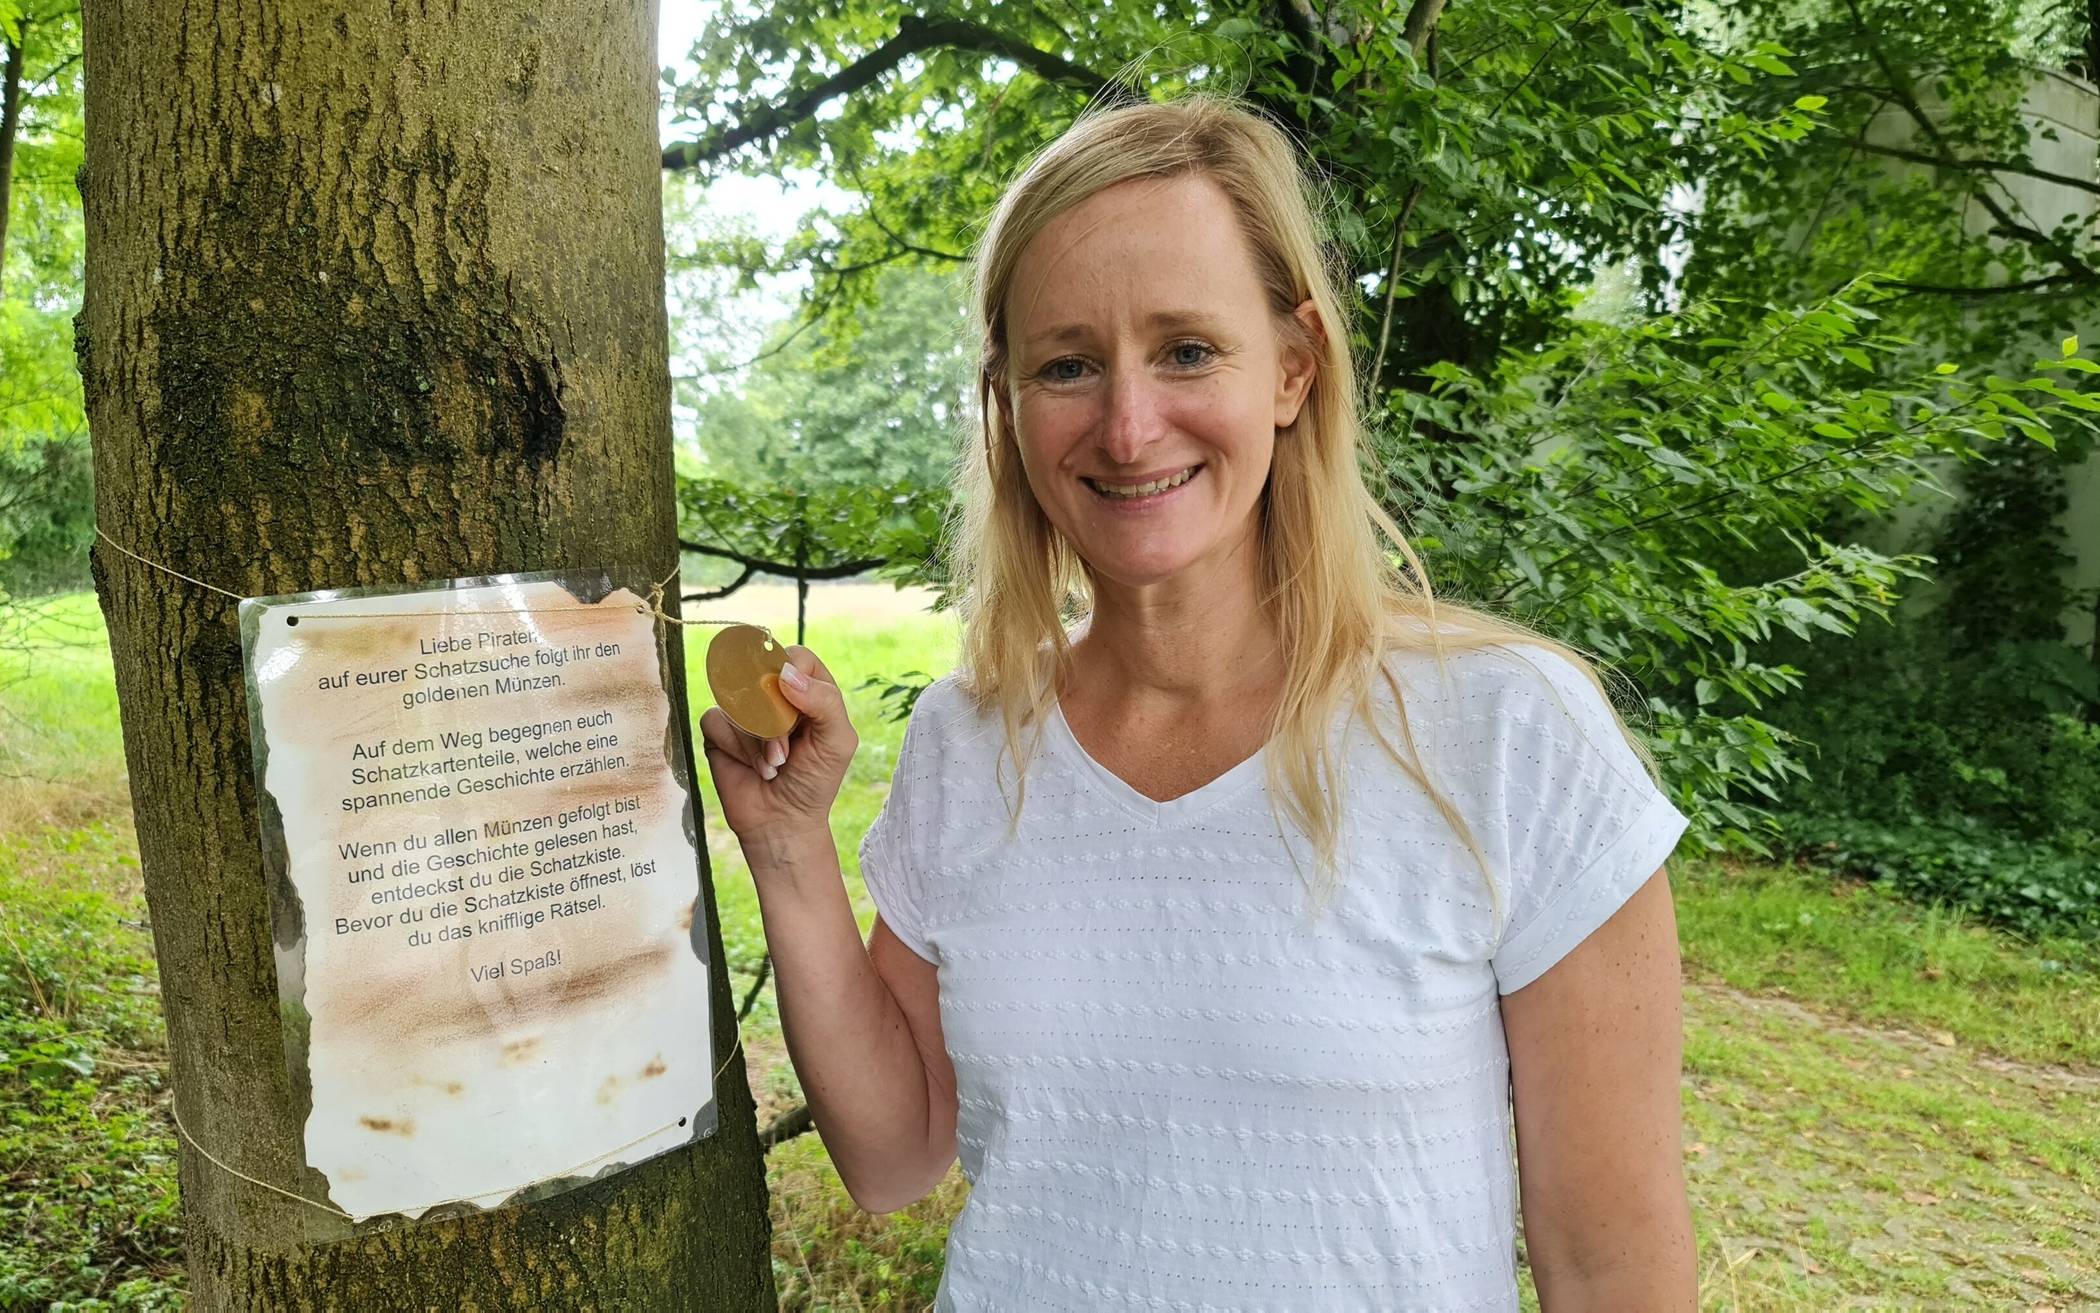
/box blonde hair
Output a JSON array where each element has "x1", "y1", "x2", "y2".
[{"x1": 949, "y1": 92, "x2": 1656, "y2": 913}]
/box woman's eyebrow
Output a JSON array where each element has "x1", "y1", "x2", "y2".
[{"x1": 1025, "y1": 310, "x2": 1230, "y2": 349}]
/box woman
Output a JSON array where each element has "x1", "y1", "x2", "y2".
[{"x1": 700, "y1": 94, "x2": 1697, "y2": 1310}]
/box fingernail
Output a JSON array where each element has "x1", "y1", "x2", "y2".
[
  {"x1": 768, "y1": 739, "x2": 785, "y2": 768},
  {"x1": 760, "y1": 763, "x2": 777, "y2": 781},
  {"x1": 780, "y1": 661, "x2": 809, "y2": 691}
]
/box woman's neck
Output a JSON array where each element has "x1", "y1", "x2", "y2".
[{"x1": 1068, "y1": 537, "x2": 1281, "y2": 712}]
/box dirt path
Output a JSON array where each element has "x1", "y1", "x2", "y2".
[{"x1": 1681, "y1": 983, "x2": 2100, "y2": 1309}]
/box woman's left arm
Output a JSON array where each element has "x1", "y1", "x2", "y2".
[{"x1": 1499, "y1": 867, "x2": 1697, "y2": 1311}]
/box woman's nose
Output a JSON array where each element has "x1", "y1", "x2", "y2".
[{"x1": 1099, "y1": 365, "x2": 1167, "y2": 465}]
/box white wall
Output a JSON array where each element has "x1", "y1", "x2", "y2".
[{"x1": 1860, "y1": 69, "x2": 2099, "y2": 651}]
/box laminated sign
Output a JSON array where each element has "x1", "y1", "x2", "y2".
[{"x1": 239, "y1": 570, "x2": 716, "y2": 1224}]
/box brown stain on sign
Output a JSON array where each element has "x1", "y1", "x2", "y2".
[
  {"x1": 640, "y1": 1054, "x2": 666, "y2": 1079},
  {"x1": 546, "y1": 941, "x2": 676, "y2": 1011},
  {"x1": 503, "y1": 1036, "x2": 541, "y2": 1064},
  {"x1": 359, "y1": 1115, "x2": 416, "y2": 1137},
  {"x1": 325, "y1": 928, "x2": 685, "y2": 1045}
]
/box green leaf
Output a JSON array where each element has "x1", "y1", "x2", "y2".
[
  {"x1": 2063, "y1": 336, "x2": 2079, "y2": 358},
  {"x1": 1509, "y1": 545, "x2": 1545, "y2": 591},
  {"x1": 1793, "y1": 94, "x2": 1828, "y2": 112}
]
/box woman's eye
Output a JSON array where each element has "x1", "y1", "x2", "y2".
[{"x1": 1036, "y1": 344, "x2": 1214, "y2": 381}]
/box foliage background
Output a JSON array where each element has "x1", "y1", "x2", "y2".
[
  {"x1": 659, "y1": 0, "x2": 2100, "y2": 933},
  {"x1": 3, "y1": 1, "x2": 2100, "y2": 1305},
  {"x1": 0, "y1": 0, "x2": 87, "y2": 600}
]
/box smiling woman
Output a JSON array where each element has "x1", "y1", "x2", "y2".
[
  {"x1": 700, "y1": 93, "x2": 1697, "y2": 1311},
  {"x1": 1000, "y1": 172, "x2": 1317, "y2": 597}
]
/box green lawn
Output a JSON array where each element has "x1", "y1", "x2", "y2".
[{"x1": 2, "y1": 590, "x2": 2096, "y2": 1309}]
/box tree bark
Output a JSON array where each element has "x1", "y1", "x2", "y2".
[
  {"x1": 0, "y1": 18, "x2": 26, "y2": 291},
  {"x1": 79, "y1": 2, "x2": 775, "y2": 1305}
]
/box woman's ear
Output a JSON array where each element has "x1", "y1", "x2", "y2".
[
  {"x1": 993, "y1": 374, "x2": 1015, "y2": 435},
  {"x1": 985, "y1": 368, "x2": 1017, "y2": 464},
  {"x1": 1274, "y1": 298, "x2": 1324, "y2": 430}
]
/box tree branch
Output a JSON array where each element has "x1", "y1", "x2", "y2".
[
  {"x1": 736, "y1": 954, "x2": 772, "y2": 1021},
  {"x1": 1853, "y1": 138, "x2": 2100, "y2": 200},
  {"x1": 862, "y1": 202, "x2": 967, "y2": 263},
  {"x1": 843, "y1": 154, "x2": 969, "y2": 262},
  {"x1": 682, "y1": 564, "x2": 756, "y2": 602},
  {"x1": 0, "y1": 19, "x2": 28, "y2": 294},
  {"x1": 1506, "y1": 408, "x2": 1944, "y2": 601},
  {"x1": 1366, "y1": 1, "x2": 1453, "y2": 390},
  {"x1": 1872, "y1": 273, "x2": 2089, "y2": 300},
  {"x1": 662, "y1": 15, "x2": 1123, "y2": 171},
  {"x1": 677, "y1": 539, "x2": 885, "y2": 579},
  {"x1": 1277, "y1": 0, "x2": 1318, "y2": 43},
  {"x1": 28, "y1": 48, "x2": 77, "y2": 91},
  {"x1": 1371, "y1": 184, "x2": 1424, "y2": 390},
  {"x1": 1401, "y1": 0, "x2": 1450, "y2": 57},
  {"x1": 692, "y1": 252, "x2": 916, "y2": 379},
  {"x1": 759, "y1": 1103, "x2": 815, "y2": 1152}
]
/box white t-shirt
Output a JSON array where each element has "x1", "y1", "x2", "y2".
[{"x1": 857, "y1": 641, "x2": 1690, "y2": 1311}]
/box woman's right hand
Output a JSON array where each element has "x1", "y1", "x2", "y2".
[{"x1": 698, "y1": 644, "x2": 858, "y2": 856}]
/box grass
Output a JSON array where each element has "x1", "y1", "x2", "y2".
[
  {"x1": 0, "y1": 595, "x2": 181, "y2": 1307},
  {"x1": 1680, "y1": 984, "x2": 2100, "y2": 1306},
  {"x1": 0, "y1": 593, "x2": 130, "y2": 831},
  {"x1": 1674, "y1": 858, "x2": 2100, "y2": 1070},
  {"x1": 0, "y1": 823, "x2": 182, "y2": 1309},
  {"x1": 3, "y1": 588, "x2": 2098, "y2": 1308}
]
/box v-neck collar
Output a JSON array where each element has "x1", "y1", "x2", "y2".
[{"x1": 1045, "y1": 698, "x2": 1269, "y2": 827}]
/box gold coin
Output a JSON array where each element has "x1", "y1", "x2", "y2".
[{"x1": 706, "y1": 624, "x2": 802, "y2": 739}]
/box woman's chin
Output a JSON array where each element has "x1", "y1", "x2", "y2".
[{"x1": 1080, "y1": 548, "x2": 1212, "y2": 593}]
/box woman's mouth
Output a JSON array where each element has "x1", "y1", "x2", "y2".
[{"x1": 1082, "y1": 464, "x2": 1202, "y2": 502}]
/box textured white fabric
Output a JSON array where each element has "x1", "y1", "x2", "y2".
[{"x1": 857, "y1": 642, "x2": 1691, "y2": 1311}]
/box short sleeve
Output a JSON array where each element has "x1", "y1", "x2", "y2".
[
  {"x1": 856, "y1": 682, "x2": 945, "y2": 964},
  {"x1": 1481, "y1": 648, "x2": 1690, "y2": 995}
]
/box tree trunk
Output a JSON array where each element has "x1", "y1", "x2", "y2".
[
  {"x1": 0, "y1": 18, "x2": 26, "y2": 291},
  {"x1": 78, "y1": 2, "x2": 775, "y2": 1305}
]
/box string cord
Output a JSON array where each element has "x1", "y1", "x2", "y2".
[
  {"x1": 92, "y1": 526, "x2": 776, "y2": 638},
  {"x1": 167, "y1": 1031, "x2": 748, "y2": 1219},
  {"x1": 94, "y1": 527, "x2": 245, "y2": 601},
  {"x1": 96, "y1": 528, "x2": 778, "y2": 1215}
]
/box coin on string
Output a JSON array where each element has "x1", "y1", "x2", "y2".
[{"x1": 705, "y1": 624, "x2": 802, "y2": 740}]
